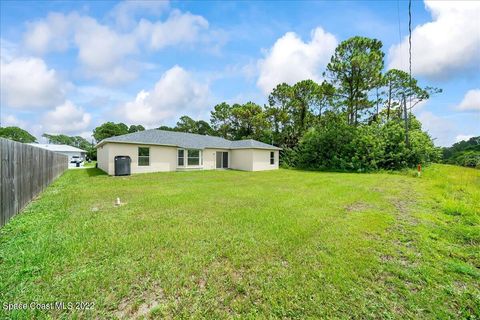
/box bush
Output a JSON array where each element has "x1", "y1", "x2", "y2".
[
  {"x1": 292, "y1": 113, "x2": 440, "y2": 171},
  {"x1": 378, "y1": 120, "x2": 408, "y2": 169},
  {"x1": 445, "y1": 150, "x2": 480, "y2": 168},
  {"x1": 295, "y1": 112, "x2": 356, "y2": 170},
  {"x1": 442, "y1": 136, "x2": 480, "y2": 168},
  {"x1": 279, "y1": 148, "x2": 297, "y2": 168},
  {"x1": 350, "y1": 124, "x2": 385, "y2": 171},
  {"x1": 408, "y1": 127, "x2": 442, "y2": 166}
]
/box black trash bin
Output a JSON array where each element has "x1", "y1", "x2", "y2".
[
  {"x1": 76, "y1": 162, "x2": 80, "y2": 167},
  {"x1": 114, "y1": 156, "x2": 131, "y2": 176}
]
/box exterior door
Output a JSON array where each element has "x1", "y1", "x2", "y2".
[
  {"x1": 216, "y1": 152, "x2": 228, "y2": 168},
  {"x1": 222, "y1": 152, "x2": 228, "y2": 168}
]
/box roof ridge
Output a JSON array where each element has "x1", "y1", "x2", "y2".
[
  {"x1": 155, "y1": 129, "x2": 230, "y2": 141},
  {"x1": 104, "y1": 129, "x2": 154, "y2": 140}
]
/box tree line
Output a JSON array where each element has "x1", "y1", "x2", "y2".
[
  {"x1": 150, "y1": 36, "x2": 442, "y2": 171},
  {"x1": 442, "y1": 136, "x2": 480, "y2": 168},
  {"x1": 1, "y1": 36, "x2": 450, "y2": 170},
  {"x1": 0, "y1": 123, "x2": 147, "y2": 160}
]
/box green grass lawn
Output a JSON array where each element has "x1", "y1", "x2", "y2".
[
  {"x1": 82, "y1": 160, "x2": 97, "y2": 168},
  {"x1": 0, "y1": 164, "x2": 478, "y2": 319}
]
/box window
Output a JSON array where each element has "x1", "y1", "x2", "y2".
[
  {"x1": 178, "y1": 149, "x2": 202, "y2": 166},
  {"x1": 178, "y1": 149, "x2": 184, "y2": 166},
  {"x1": 138, "y1": 147, "x2": 150, "y2": 166},
  {"x1": 270, "y1": 151, "x2": 275, "y2": 165},
  {"x1": 187, "y1": 149, "x2": 202, "y2": 166}
]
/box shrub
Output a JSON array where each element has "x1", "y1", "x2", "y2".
[
  {"x1": 293, "y1": 113, "x2": 440, "y2": 171},
  {"x1": 295, "y1": 112, "x2": 356, "y2": 170}
]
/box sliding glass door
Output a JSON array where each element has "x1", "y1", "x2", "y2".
[{"x1": 216, "y1": 151, "x2": 228, "y2": 169}]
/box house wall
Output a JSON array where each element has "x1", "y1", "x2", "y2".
[
  {"x1": 230, "y1": 149, "x2": 253, "y2": 171},
  {"x1": 97, "y1": 143, "x2": 280, "y2": 174},
  {"x1": 97, "y1": 145, "x2": 109, "y2": 173},
  {"x1": 98, "y1": 143, "x2": 177, "y2": 175},
  {"x1": 203, "y1": 148, "x2": 230, "y2": 169},
  {"x1": 252, "y1": 149, "x2": 279, "y2": 171}
]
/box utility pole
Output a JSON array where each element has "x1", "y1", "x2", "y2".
[
  {"x1": 404, "y1": 0, "x2": 412, "y2": 149},
  {"x1": 403, "y1": 94, "x2": 409, "y2": 147}
]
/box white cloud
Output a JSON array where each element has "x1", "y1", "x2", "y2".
[
  {"x1": 78, "y1": 131, "x2": 94, "y2": 141},
  {"x1": 135, "y1": 9, "x2": 209, "y2": 50},
  {"x1": 388, "y1": 1, "x2": 480, "y2": 79},
  {"x1": 22, "y1": 8, "x2": 213, "y2": 84},
  {"x1": 455, "y1": 89, "x2": 480, "y2": 112},
  {"x1": 118, "y1": 65, "x2": 210, "y2": 126},
  {"x1": 413, "y1": 100, "x2": 429, "y2": 111},
  {"x1": 0, "y1": 56, "x2": 66, "y2": 109},
  {"x1": 0, "y1": 38, "x2": 18, "y2": 62},
  {"x1": 256, "y1": 27, "x2": 337, "y2": 95},
  {"x1": 455, "y1": 134, "x2": 474, "y2": 142},
  {"x1": 23, "y1": 12, "x2": 136, "y2": 84},
  {"x1": 24, "y1": 12, "x2": 138, "y2": 84},
  {"x1": 73, "y1": 16, "x2": 138, "y2": 84},
  {"x1": 23, "y1": 12, "x2": 76, "y2": 54},
  {"x1": 416, "y1": 111, "x2": 458, "y2": 146},
  {"x1": 110, "y1": 0, "x2": 170, "y2": 29},
  {"x1": 42, "y1": 100, "x2": 91, "y2": 134},
  {"x1": 2, "y1": 114, "x2": 27, "y2": 128}
]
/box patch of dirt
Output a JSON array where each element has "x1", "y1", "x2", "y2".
[
  {"x1": 197, "y1": 277, "x2": 207, "y2": 291},
  {"x1": 197, "y1": 257, "x2": 245, "y2": 289},
  {"x1": 404, "y1": 279, "x2": 422, "y2": 293},
  {"x1": 135, "y1": 300, "x2": 160, "y2": 319},
  {"x1": 364, "y1": 231, "x2": 382, "y2": 241},
  {"x1": 380, "y1": 254, "x2": 394, "y2": 263},
  {"x1": 380, "y1": 252, "x2": 417, "y2": 268},
  {"x1": 387, "y1": 187, "x2": 419, "y2": 226},
  {"x1": 390, "y1": 198, "x2": 418, "y2": 226},
  {"x1": 115, "y1": 282, "x2": 165, "y2": 319},
  {"x1": 90, "y1": 202, "x2": 109, "y2": 212},
  {"x1": 454, "y1": 280, "x2": 467, "y2": 291},
  {"x1": 373, "y1": 183, "x2": 426, "y2": 300},
  {"x1": 398, "y1": 255, "x2": 417, "y2": 268},
  {"x1": 193, "y1": 256, "x2": 247, "y2": 316},
  {"x1": 345, "y1": 201, "x2": 374, "y2": 212}
]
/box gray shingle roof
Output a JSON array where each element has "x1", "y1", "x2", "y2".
[
  {"x1": 96, "y1": 129, "x2": 281, "y2": 150},
  {"x1": 229, "y1": 139, "x2": 280, "y2": 149}
]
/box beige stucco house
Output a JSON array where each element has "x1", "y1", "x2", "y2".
[{"x1": 96, "y1": 129, "x2": 281, "y2": 175}]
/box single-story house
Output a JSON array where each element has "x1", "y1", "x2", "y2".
[
  {"x1": 96, "y1": 129, "x2": 281, "y2": 175},
  {"x1": 28, "y1": 144, "x2": 87, "y2": 167}
]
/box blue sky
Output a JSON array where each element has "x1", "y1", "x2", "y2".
[{"x1": 1, "y1": 0, "x2": 479, "y2": 146}]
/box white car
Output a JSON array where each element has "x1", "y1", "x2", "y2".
[{"x1": 70, "y1": 156, "x2": 84, "y2": 164}]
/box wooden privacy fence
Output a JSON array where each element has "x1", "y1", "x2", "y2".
[{"x1": 0, "y1": 138, "x2": 68, "y2": 227}]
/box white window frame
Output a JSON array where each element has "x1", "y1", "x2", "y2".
[
  {"x1": 270, "y1": 151, "x2": 275, "y2": 165},
  {"x1": 138, "y1": 147, "x2": 150, "y2": 166},
  {"x1": 177, "y1": 149, "x2": 203, "y2": 167},
  {"x1": 178, "y1": 149, "x2": 185, "y2": 166}
]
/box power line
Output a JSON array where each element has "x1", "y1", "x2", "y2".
[
  {"x1": 397, "y1": 0, "x2": 403, "y2": 67},
  {"x1": 408, "y1": 0, "x2": 412, "y2": 112}
]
